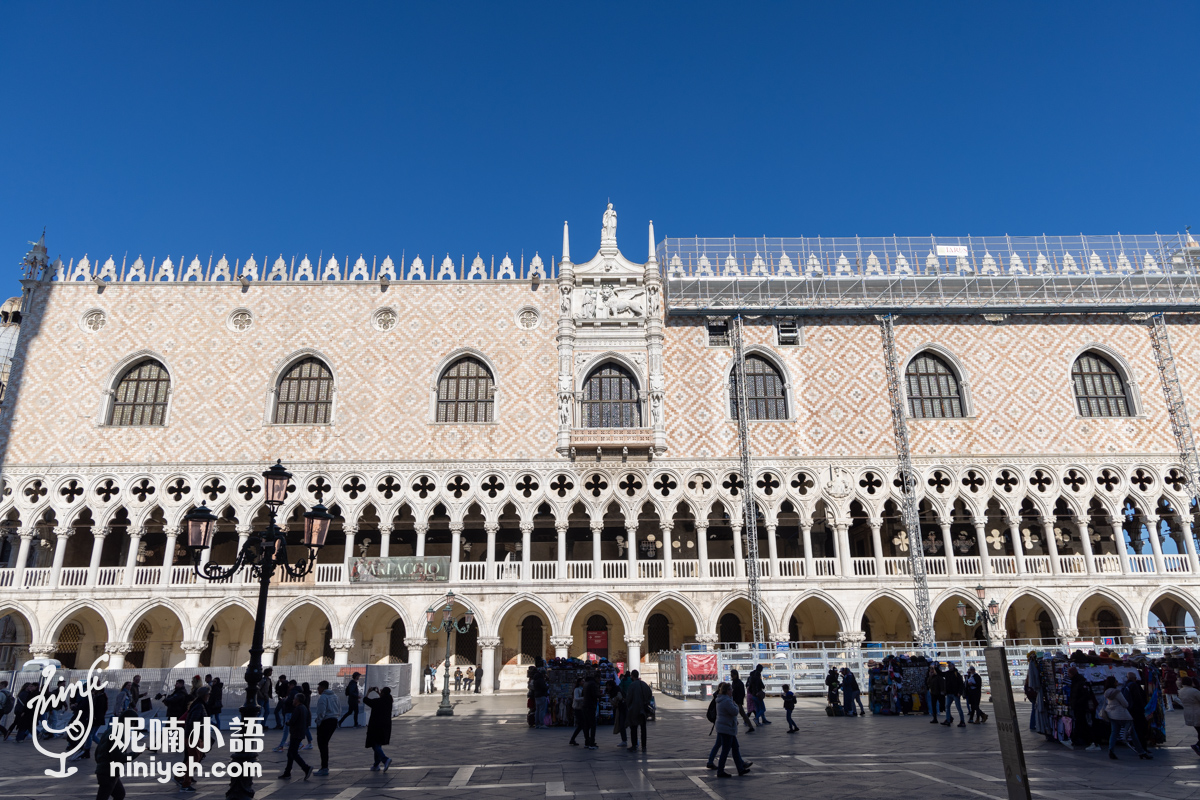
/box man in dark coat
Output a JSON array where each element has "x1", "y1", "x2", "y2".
[
  {"x1": 926, "y1": 664, "x2": 945, "y2": 722},
  {"x1": 622, "y1": 670, "x2": 653, "y2": 752},
  {"x1": 278, "y1": 693, "x2": 312, "y2": 781},
  {"x1": 747, "y1": 665, "x2": 770, "y2": 725},
  {"x1": 339, "y1": 672, "x2": 362, "y2": 728},
  {"x1": 941, "y1": 663, "x2": 966, "y2": 726},
  {"x1": 1125, "y1": 671, "x2": 1151, "y2": 750},
  {"x1": 730, "y1": 669, "x2": 755, "y2": 733},
  {"x1": 581, "y1": 672, "x2": 601, "y2": 749},
  {"x1": 205, "y1": 676, "x2": 223, "y2": 729},
  {"x1": 1067, "y1": 666, "x2": 1094, "y2": 748},
  {"x1": 825, "y1": 667, "x2": 841, "y2": 710},
  {"x1": 363, "y1": 686, "x2": 394, "y2": 771},
  {"x1": 178, "y1": 686, "x2": 211, "y2": 790},
  {"x1": 163, "y1": 679, "x2": 190, "y2": 722},
  {"x1": 841, "y1": 667, "x2": 862, "y2": 717}
]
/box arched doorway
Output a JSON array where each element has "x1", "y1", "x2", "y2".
[
  {"x1": 520, "y1": 616, "x2": 544, "y2": 665},
  {"x1": 719, "y1": 613, "x2": 743, "y2": 643},
  {"x1": 586, "y1": 614, "x2": 609, "y2": 660}
]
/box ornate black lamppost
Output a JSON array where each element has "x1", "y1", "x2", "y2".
[
  {"x1": 426, "y1": 590, "x2": 473, "y2": 717},
  {"x1": 183, "y1": 460, "x2": 331, "y2": 800},
  {"x1": 956, "y1": 584, "x2": 1001, "y2": 641}
]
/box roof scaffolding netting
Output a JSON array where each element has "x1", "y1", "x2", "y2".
[{"x1": 656, "y1": 233, "x2": 1200, "y2": 315}]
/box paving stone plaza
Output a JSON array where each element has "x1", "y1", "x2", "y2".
[{"x1": 2, "y1": 693, "x2": 1200, "y2": 799}]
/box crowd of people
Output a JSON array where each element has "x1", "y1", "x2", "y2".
[
  {"x1": 527, "y1": 664, "x2": 654, "y2": 752},
  {"x1": 422, "y1": 662, "x2": 477, "y2": 694}
]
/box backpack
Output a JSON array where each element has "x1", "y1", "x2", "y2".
[
  {"x1": 0, "y1": 689, "x2": 12, "y2": 716},
  {"x1": 706, "y1": 697, "x2": 717, "y2": 723},
  {"x1": 783, "y1": 693, "x2": 796, "y2": 711}
]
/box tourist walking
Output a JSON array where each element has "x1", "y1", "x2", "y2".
[
  {"x1": 423, "y1": 665, "x2": 434, "y2": 694},
  {"x1": 258, "y1": 668, "x2": 274, "y2": 727},
  {"x1": 841, "y1": 667, "x2": 864, "y2": 717},
  {"x1": 278, "y1": 693, "x2": 313, "y2": 781},
  {"x1": 313, "y1": 680, "x2": 341, "y2": 776},
  {"x1": 926, "y1": 664, "x2": 945, "y2": 722},
  {"x1": 941, "y1": 663, "x2": 966, "y2": 727},
  {"x1": 94, "y1": 709, "x2": 142, "y2": 800},
  {"x1": 177, "y1": 685, "x2": 211, "y2": 791},
  {"x1": 274, "y1": 680, "x2": 299, "y2": 751},
  {"x1": 1103, "y1": 676, "x2": 1151, "y2": 760},
  {"x1": 568, "y1": 677, "x2": 587, "y2": 746},
  {"x1": 623, "y1": 670, "x2": 652, "y2": 752},
  {"x1": 206, "y1": 676, "x2": 223, "y2": 729},
  {"x1": 163, "y1": 679, "x2": 191, "y2": 722},
  {"x1": 1179, "y1": 676, "x2": 1200, "y2": 756},
  {"x1": 706, "y1": 682, "x2": 752, "y2": 778},
  {"x1": 747, "y1": 665, "x2": 769, "y2": 725},
  {"x1": 781, "y1": 683, "x2": 798, "y2": 732},
  {"x1": 1164, "y1": 666, "x2": 1182, "y2": 711},
  {"x1": 608, "y1": 673, "x2": 628, "y2": 746},
  {"x1": 11, "y1": 682, "x2": 36, "y2": 742},
  {"x1": 274, "y1": 673, "x2": 289, "y2": 729},
  {"x1": 339, "y1": 672, "x2": 362, "y2": 727},
  {"x1": 1124, "y1": 671, "x2": 1151, "y2": 753},
  {"x1": 729, "y1": 669, "x2": 755, "y2": 733},
  {"x1": 964, "y1": 666, "x2": 988, "y2": 724},
  {"x1": 531, "y1": 667, "x2": 550, "y2": 729},
  {"x1": 363, "y1": 686, "x2": 394, "y2": 771},
  {"x1": 0, "y1": 680, "x2": 13, "y2": 739}
]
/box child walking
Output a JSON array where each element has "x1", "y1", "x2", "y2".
[{"x1": 782, "y1": 684, "x2": 798, "y2": 733}]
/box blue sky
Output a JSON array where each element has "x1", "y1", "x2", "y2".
[{"x1": 1, "y1": 2, "x2": 1197, "y2": 281}]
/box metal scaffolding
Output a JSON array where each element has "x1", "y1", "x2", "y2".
[
  {"x1": 1145, "y1": 313, "x2": 1200, "y2": 514},
  {"x1": 878, "y1": 314, "x2": 936, "y2": 650},
  {"x1": 731, "y1": 314, "x2": 767, "y2": 646}
]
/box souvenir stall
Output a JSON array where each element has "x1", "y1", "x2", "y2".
[
  {"x1": 1027, "y1": 650, "x2": 1166, "y2": 747},
  {"x1": 868, "y1": 654, "x2": 932, "y2": 715},
  {"x1": 542, "y1": 657, "x2": 620, "y2": 727}
]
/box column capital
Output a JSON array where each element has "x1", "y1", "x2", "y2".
[
  {"x1": 262, "y1": 639, "x2": 282, "y2": 653},
  {"x1": 53, "y1": 525, "x2": 72, "y2": 539},
  {"x1": 764, "y1": 523, "x2": 777, "y2": 534},
  {"x1": 549, "y1": 635, "x2": 574, "y2": 648},
  {"x1": 484, "y1": 522, "x2": 500, "y2": 534},
  {"x1": 519, "y1": 521, "x2": 534, "y2": 534},
  {"x1": 1054, "y1": 627, "x2": 1080, "y2": 641},
  {"x1": 448, "y1": 522, "x2": 464, "y2": 534},
  {"x1": 769, "y1": 631, "x2": 790, "y2": 643},
  {"x1": 590, "y1": 521, "x2": 604, "y2": 534},
  {"x1": 624, "y1": 635, "x2": 645, "y2": 646},
  {"x1": 104, "y1": 641, "x2": 134, "y2": 655},
  {"x1": 343, "y1": 524, "x2": 359, "y2": 536},
  {"x1": 93, "y1": 525, "x2": 111, "y2": 540},
  {"x1": 838, "y1": 631, "x2": 867, "y2": 646},
  {"x1": 28, "y1": 642, "x2": 56, "y2": 659},
  {"x1": 163, "y1": 525, "x2": 180, "y2": 538},
  {"x1": 18, "y1": 527, "x2": 35, "y2": 540},
  {"x1": 555, "y1": 522, "x2": 569, "y2": 534},
  {"x1": 181, "y1": 640, "x2": 208, "y2": 655},
  {"x1": 694, "y1": 633, "x2": 719, "y2": 645},
  {"x1": 330, "y1": 638, "x2": 356, "y2": 651},
  {"x1": 403, "y1": 636, "x2": 429, "y2": 649},
  {"x1": 236, "y1": 525, "x2": 254, "y2": 537},
  {"x1": 477, "y1": 636, "x2": 501, "y2": 649},
  {"x1": 414, "y1": 523, "x2": 430, "y2": 535},
  {"x1": 624, "y1": 521, "x2": 638, "y2": 534},
  {"x1": 378, "y1": 523, "x2": 394, "y2": 536}
]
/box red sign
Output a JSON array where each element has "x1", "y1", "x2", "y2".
[
  {"x1": 586, "y1": 631, "x2": 608, "y2": 652},
  {"x1": 687, "y1": 654, "x2": 718, "y2": 681}
]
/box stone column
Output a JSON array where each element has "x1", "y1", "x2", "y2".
[
  {"x1": 555, "y1": 523, "x2": 568, "y2": 581},
  {"x1": 1144, "y1": 515, "x2": 1167, "y2": 574},
  {"x1": 331, "y1": 639, "x2": 355, "y2": 665},
  {"x1": 87, "y1": 526, "x2": 109, "y2": 588},
  {"x1": 124, "y1": 527, "x2": 144, "y2": 586},
  {"x1": 450, "y1": 522, "x2": 464, "y2": 582},
  {"x1": 13, "y1": 528, "x2": 33, "y2": 586},
  {"x1": 731, "y1": 523, "x2": 745, "y2": 578},
  {"x1": 48, "y1": 526, "x2": 72, "y2": 590},
  {"x1": 485, "y1": 523, "x2": 498, "y2": 581},
  {"x1": 870, "y1": 521, "x2": 885, "y2": 577},
  {"x1": 940, "y1": 522, "x2": 956, "y2": 577},
  {"x1": 661, "y1": 522, "x2": 674, "y2": 579},
  {"x1": 695, "y1": 633, "x2": 719, "y2": 650},
  {"x1": 1131, "y1": 628, "x2": 1150, "y2": 650},
  {"x1": 1181, "y1": 518, "x2": 1200, "y2": 574},
  {"x1": 765, "y1": 523, "x2": 778, "y2": 579},
  {"x1": 644, "y1": 243, "x2": 667, "y2": 454},
  {"x1": 1110, "y1": 515, "x2": 1131, "y2": 575},
  {"x1": 3, "y1": 531, "x2": 16, "y2": 568},
  {"x1": 591, "y1": 522, "x2": 603, "y2": 578},
  {"x1": 405, "y1": 637, "x2": 428, "y2": 696},
  {"x1": 28, "y1": 642, "x2": 56, "y2": 661},
  {"x1": 478, "y1": 636, "x2": 500, "y2": 695},
  {"x1": 379, "y1": 523, "x2": 392, "y2": 559},
  {"x1": 801, "y1": 522, "x2": 814, "y2": 579},
  {"x1": 550, "y1": 635, "x2": 573, "y2": 659},
  {"x1": 1007, "y1": 521, "x2": 1025, "y2": 575},
  {"x1": 625, "y1": 635, "x2": 644, "y2": 671},
  {"x1": 342, "y1": 525, "x2": 358, "y2": 584},
  {"x1": 1055, "y1": 628, "x2": 1080, "y2": 651},
  {"x1": 1041, "y1": 517, "x2": 1062, "y2": 575},
  {"x1": 1075, "y1": 519, "x2": 1096, "y2": 574},
  {"x1": 236, "y1": 526, "x2": 252, "y2": 583},
  {"x1": 838, "y1": 630, "x2": 867, "y2": 657},
  {"x1": 834, "y1": 522, "x2": 851, "y2": 577},
  {"x1": 973, "y1": 520, "x2": 992, "y2": 578},
  {"x1": 104, "y1": 642, "x2": 133, "y2": 670},
  {"x1": 695, "y1": 524, "x2": 709, "y2": 578},
  {"x1": 182, "y1": 640, "x2": 207, "y2": 669},
  {"x1": 415, "y1": 524, "x2": 427, "y2": 559},
  {"x1": 520, "y1": 521, "x2": 532, "y2": 581},
  {"x1": 261, "y1": 639, "x2": 282, "y2": 667},
  {"x1": 555, "y1": 240, "x2": 576, "y2": 456},
  {"x1": 985, "y1": 619, "x2": 1006, "y2": 648},
  {"x1": 625, "y1": 522, "x2": 638, "y2": 578},
  {"x1": 159, "y1": 526, "x2": 179, "y2": 586}
]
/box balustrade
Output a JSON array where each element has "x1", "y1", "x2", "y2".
[
  {"x1": 96, "y1": 567, "x2": 123, "y2": 586},
  {"x1": 315, "y1": 564, "x2": 344, "y2": 584},
  {"x1": 708, "y1": 559, "x2": 736, "y2": 578},
  {"x1": 602, "y1": 560, "x2": 628, "y2": 580},
  {"x1": 530, "y1": 562, "x2": 557, "y2": 581},
  {"x1": 924, "y1": 558, "x2": 947, "y2": 576},
  {"x1": 1094, "y1": 554, "x2": 1121, "y2": 574},
  {"x1": 495, "y1": 562, "x2": 523, "y2": 581},
  {"x1": 1163, "y1": 554, "x2": 1191, "y2": 573},
  {"x1": 1128, "y1": 554, "x2": 1155, "y2": 574},
  {"x1": 0, "y1": 568, "x2": 12, "y2": 587},
  {"x1": 955, "y1": 557, "x2": 982, "y2": 576},
  {"x1": 565, "y1": 561, "x2": 592, "y2": 580},
  {"x1": 1025, "y1": 556, "x2": 1052, "y2": 574},
  {"x1": 777, "y1": 558, "x2": 804, "y2": 578},
  {"x1": 884, "y1": 557, "x2": 911, "y2": 576},
  {"x1": 1058, "y1": 555, "x2": 1087, "y2": 575},
  {"x1": 23, "y1": 568, "x2": 50, "y2": 588},
  {"x1": 459, "y1": 562, "x2": 487, "y2": 581},
  {"x1": 673, "y1": 559, "x2": 699, "y2": 578},
  {"x1": 59, "y1": 567, "x2": 89, "y2": 587},
  {"x1": 132, "y1": 567, "x2": 160, "y2": 586},
  {"x1": 171, "y1": 566, "x2": 197, "y2": 585},
  {"x1": 852, "y1": 557, "x2": 876, "y2": 577},
  {"x1": 812, "y1": 558, "x2": 837, "y2": 577},
  {"x1": 638, "y1": 561, "x2": 664, "y2": 580},
  {"x1": 989, "y1": 556, "x2": 1017, "y2": 575}
]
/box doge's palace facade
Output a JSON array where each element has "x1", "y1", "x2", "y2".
[{"x1": 1, "y1": 211, "x2": 1200, "y2": 694}]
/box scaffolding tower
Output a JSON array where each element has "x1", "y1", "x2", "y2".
[
  {"x1": 1146, "y1": 313, "x2": 1200, "y2": 514},
  {"x1": 731, "y1": 313, "x2": 767, "y2": 646}
]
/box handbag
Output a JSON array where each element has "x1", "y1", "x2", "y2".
[{"x1": 139, "y1": 698, "x2": 152, "y2": 713}]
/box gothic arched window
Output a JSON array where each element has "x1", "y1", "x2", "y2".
[
  {"x1": 646, "y1": 613, "x2": 671, "y2": 654},
  {"x1": 581, "y1": 364, "x2": 641, "y2": 428},
  {"x1": 275, "y1": 357, "x2": 334, "y2": 424},
  {"x1": 520, "y1": 615, "x2": 543, "y2": 664},
  {"x1": 436, "y1": 357, "x2": 495, "y2": 423},
  {"x1": 719, "y1": 613, "x2": 744, "y2": 643},
  {"x1": 905, "y1": 352, "x2": 964, "y2": 419},
  {"x1": 1072, "y1": 352, "x2": 1131, "y2": 418},
  {"x1": 109, "y1": 359, "x2": 170, "y2": 426},
  {"x1": 729, "y1": 354, "x2": 787, "y2": 420}
]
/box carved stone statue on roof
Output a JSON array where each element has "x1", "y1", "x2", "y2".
[{"x1": 601, "y1": 203, "x2": 617, "y2": 244}]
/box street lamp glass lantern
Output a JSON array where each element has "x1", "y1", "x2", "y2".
[
  {"x1": 442, "y1": 604, "x2": 452, "y2": 622},
  {"x1": 262, "y1": 460, "x2": 293, "y2": 507},
  {"x1": 987, "y1": 598, "x2": 1000, "y2": 618},
  {"x1": 426, "y1": 607, "x2": 435, "y2": 624},
  {"x1": 956, "y1": 600, "x2": 966, "y2": 618},
  {"x1": 183, "y1": 503, "x2": 218, "y2": 551},
  {"x1": 974, "y1": 584, "x2": 986, "y2": 601},
  {"x1": 464, "y1": 608, "x2": 475, "y2": 627},
  {"x1": 303, "y1": 503, "x2": 332, "y2": 548}
]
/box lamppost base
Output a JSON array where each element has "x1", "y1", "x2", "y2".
[{"x1": 436, "y1": 705, "x2": 455, "y2": 716}]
